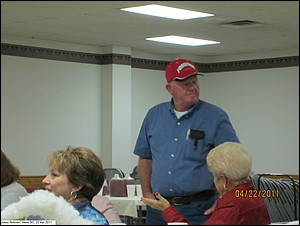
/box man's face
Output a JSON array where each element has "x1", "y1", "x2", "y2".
[{"x1": 167, "y1": 75, "x2": 200, "y2": 108}]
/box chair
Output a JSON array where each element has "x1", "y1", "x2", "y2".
[
  {"x1": 104, "y1": 168, "x2": 125, "y2": 186},
  {"x1": 250, "y1": 173, "x2": 299, "y2": 223}
]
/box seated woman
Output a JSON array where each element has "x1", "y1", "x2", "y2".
[
  {"x1": 1, "y1": 189, "x2": 96, "y2": 224},
  {"x1": 1, "y1": 150, "x2": 28, "y2": 211},
  {"x1": 141, "y1": 142, "x2": 271, "y2": 225},
  {"x1": 92, "y1": 194, "x2": 122, "y2": 224},
  {"x1": 42, "y1": 146, "x2": 109, "y2": 225}
]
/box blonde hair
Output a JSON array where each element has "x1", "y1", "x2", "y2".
[
  {"x1": 47, "y1": 146, "x2": 105, "y2": 201},
  {"x1": 207, "y1": 142, "x2": 252, "y2": 185}
]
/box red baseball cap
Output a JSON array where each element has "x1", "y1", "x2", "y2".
[{"x1": 165, "y1": 58, "x2": 203, "y2": 83}]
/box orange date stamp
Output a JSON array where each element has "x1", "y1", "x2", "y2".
[{"x1": 234, "y1": 189, "x2": 279, "y2": 198}]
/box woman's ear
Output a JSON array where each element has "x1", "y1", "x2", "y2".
[
  {"x1": 220, "y1": 174, "x2": 228, "y2": 185},
  {"x1": 73, "y1": 184, "x2": 84, "y2": 193}
]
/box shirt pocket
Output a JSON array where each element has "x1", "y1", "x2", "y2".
[{"x1": 184, "y1": 138, "x2": 214, "y2": 163}]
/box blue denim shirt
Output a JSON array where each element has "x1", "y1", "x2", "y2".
[{"x1": 133, "y1": 99, "x2": 240, "y2": 197}]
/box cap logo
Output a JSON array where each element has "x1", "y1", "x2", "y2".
[{"x1": 177, "y1": 62, "x2": 195, "y2": 73}]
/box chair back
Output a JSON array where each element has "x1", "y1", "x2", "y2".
[{"x1": 250, "y1": 173, "x2": 299, "y2": 223}]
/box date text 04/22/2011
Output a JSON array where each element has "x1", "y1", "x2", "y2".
[{"x1": 234, "y1": 189, "x2": 279, "y2": 198}]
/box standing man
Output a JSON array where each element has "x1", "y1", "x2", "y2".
[{"x1": 133, "y1": 58, "x2": 240, "y2": 225}]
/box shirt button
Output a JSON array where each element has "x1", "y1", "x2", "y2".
[
  {"x1": 171, "y1": 154, "x2": 174, "y2": 157},
  {"x1": 169, "y1": 188, "x2": 173, "y2": 192},
  {"x1": 168, "y1": 171, "x2": 172, "y2": 174},
  {"x1": 174, "y1": 138, "x2": 178, "y2": 141},
  {"x1": 177, "y1": 122, "x2": 180, "y2": 125}
]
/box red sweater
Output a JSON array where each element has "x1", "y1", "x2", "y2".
[{"x1": 162, "y1": 181, "x2": 270, "y2": 225}]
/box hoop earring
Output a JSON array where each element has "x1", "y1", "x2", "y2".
[{"x1": 70, "y1": 191, "x2": 77, "y2": 199}]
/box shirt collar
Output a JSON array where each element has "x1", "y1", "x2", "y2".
[{"x1": 169, "y1": 99, "x2": 200, "y2": 118}]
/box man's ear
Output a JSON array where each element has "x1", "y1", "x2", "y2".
[{"x1": 166, "y1": 83, "x2": 172, "y2": 94}]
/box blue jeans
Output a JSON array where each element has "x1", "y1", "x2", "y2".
[{"x1": 146, "y1": 196, "x2": 216, "y2": 225}]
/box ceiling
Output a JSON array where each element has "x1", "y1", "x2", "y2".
[{"x1": 1, "y1": 1, "x2": 299, "y2": 58}]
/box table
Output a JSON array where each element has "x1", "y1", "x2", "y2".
[{"x1": 105, "y1": 195, "x2": 146, "y2": 224}]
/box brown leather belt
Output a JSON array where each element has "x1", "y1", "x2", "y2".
[{"x1": 164, "y1": 190, "x2": 215, "y2": 206}]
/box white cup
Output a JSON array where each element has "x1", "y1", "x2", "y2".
[
  {"x1": 136, "y1": 184, "x2": 143, "y2": 197},
  {"x1": 167, "y1": 223, "x2": 188, "y2": 225},
  {"x1": 126, "y1": 184, "x2": 136, "y2": 198}
]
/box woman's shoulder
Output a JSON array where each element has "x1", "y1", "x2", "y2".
[
  {"x1": 2, "y1": 181, "x2": 27, "y2": 194},
  {"x1": 92, "y1": 195, "x2": 119, "y2": 214},
  {"x1": 92, "y1": 195, "x2": 112, "y2": 208}
]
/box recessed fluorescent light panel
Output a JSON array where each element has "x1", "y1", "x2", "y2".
[
  {"x1": 146, "y1": 35, "x2": 220, "y2": 46},
  {"x1": 121, "y1": 4, "x2": 214, "y2": 20}
]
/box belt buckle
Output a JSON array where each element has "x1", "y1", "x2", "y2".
[{"x1": 172, "y1": 196, "x2": 184, "y2": 206}]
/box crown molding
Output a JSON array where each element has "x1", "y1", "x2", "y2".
[
  {"x1": 199, "y1": 56, "x2": 299, "y2": 73},
  {"x1": 1, "y1": 43, "x2": 131, "y2": 65},
  {"x1": 1, "y1": 43, "x2": 298, "y2": 73}
]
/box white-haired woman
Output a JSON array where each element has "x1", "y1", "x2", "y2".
[{"x1": 141, "y1": 142, "x2": 271, "y2": 225}]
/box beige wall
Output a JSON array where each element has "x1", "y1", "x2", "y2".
[{"x1": 1, "y1": 37, "x2": 299, "y2": 175}]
